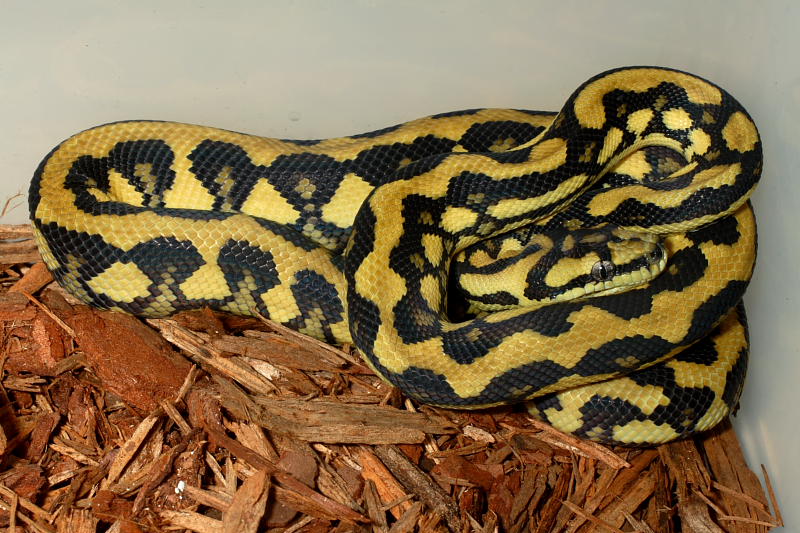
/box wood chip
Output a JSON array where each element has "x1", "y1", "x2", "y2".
[
  {"x1": 8, "y1": 263, "x2": 53, "y2": 296},
  {"x1": 222, "y1": 469, "x2": 271, "y2": 533},
  {"x1": 358, "y1": 447, "x2": 412, "y2": 519},
  {"x1": 223, "y1": 394, "x2": 456, "y2": 444},
  {"x1": 105, "y1": 414, "x2": 161, "y2": 484},
  {"x1": 561, "y1": 500, "x2": 626, "y2": 533},
  {"x1": 162, "y1": 510, "x2": 223, "y2": 533},
  {"x1": 0, "y1": 232, "x2": 784, "y2": 532},
  {"x1": 518, "y1": 418, "x2": 630, "y2": 469},
  {"x1": 374, "y1": 444, "x2": 463, "y2": 532},
  {"x1": 387, "y1": 500, "x2": 423, "y2": 533},
  {"x1": 0, "y1": 225, "x2": 40, "y2": 264}
]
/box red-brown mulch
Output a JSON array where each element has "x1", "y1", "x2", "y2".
[{"x1": 0, "y1": 224, "x2": 783, "y2": 532}]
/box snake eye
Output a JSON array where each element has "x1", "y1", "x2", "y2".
[{"x1": 591, "y1": 260, "x2": 615, "y2": 282}]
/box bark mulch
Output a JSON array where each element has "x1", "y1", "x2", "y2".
[{"x1": 0, "y1": 224, "x2": 783, "y2": 532}]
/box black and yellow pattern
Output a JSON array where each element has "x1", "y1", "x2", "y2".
[
  {"x1": 29, "y1": 67, "x2": 761, "y2": 445},
  {"x1": 452, "y1": 224, "x2": 667, "y2": 313}
]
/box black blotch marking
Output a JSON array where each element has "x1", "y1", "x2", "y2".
[
  {"x1": 372, "y1": 358, "x2": 579, "y2": 408},
  {"x1": 380, "y1": 365, "x2": 461, "y2": 405},
  {"x1": 648, "y1": 386, "x2": 717, "y2": 436},
  {"x1": 345, "y1": 203, "x2": 382, "y2": 356},
  {"x1": 546, "y1": 394, "x2": 647, "y2": 443},
  {"x1": 217, "y1": 239, "x2": 281, "y2": 302},
  {"x1": 470, "y1": 359, "x2": 576, "y2": 405},
  {"x1": 722, "y1": 346, "x2": 749, "y2": 409},
  {"x1": 350, "y1": 136, "x2": 458, "y2": 186},
  {"x1": 438, "y1": 303, "x2": 582, "y2": 365},
  {"x1": 188, "y1": 140, "x2": 343, "y2": 212},
  {"x1": 390, "y1": 152, "x2": 452, "y2": 181},
  {"x1": 124, "y1": 237, "x2": 205, "y2": 310},
  {"x1": 441, "y1": 319, "x2": 505, "y2": 365},
  {"x1": 263, "y1": 152, "x2": 344, "y2": 205},
  {"x1": 107, "y1": 140, "x2": 176, "y2": 200},
  {"x1": 286, "y1": 269, "x2": 346, "y2": 344},
  {"x1": 389, "y1": 194, "x2": 449, "y2": 344},
  {"x1": 687, "y1": 212, "x2": 742, "y2": 246},
  {"x1": 61, "y1": 140, "x2": 183, "y2": 215},
  {"x1": 722, "y1": 302, "x2": 749, "y2": 409},
  {"x1": 29, "y1": 141, "x2": 65, "y2": 215},
  {"x1": 392, "y1": 288, "x2": 443, "y2": 345},
  {"x1": 34, "y1": 222, "x2": 127, "y2": 308},
  {"x1": 459, "y1": 291, "x2": 519, "y2": 308},
  {"x1": 483, "y1": 146, "x2": 533, "y2": 164},
  {"x1": 672, "y1": 331, "x2": 720, "y2": 366},
  {"x1": 459, "y1": 120, "x2": 545, "y2": 152},
  {"x1": 572, "y1": 335, "x2": 674, "y2": 377},
  {"x1": 684, "y1": 281, "x2": 749, "y2": 344}
]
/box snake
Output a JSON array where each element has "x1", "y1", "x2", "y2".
[{"x1": 28, "y1": 67, "x2": 761, "y2": 445}]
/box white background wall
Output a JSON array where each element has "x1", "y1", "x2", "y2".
[{"x1": 1, "y1": 1, "x2": 795, "y2": 527}]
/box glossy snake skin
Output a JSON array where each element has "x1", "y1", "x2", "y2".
[{"x1": 29, "y1": 67, "x2": 761, "y2": 444}]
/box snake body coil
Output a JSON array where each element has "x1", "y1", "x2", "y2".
[{"x1": 29, "y1": 67, "x2": 761, "y2": 445}]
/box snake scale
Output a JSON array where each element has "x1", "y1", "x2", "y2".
[{"x1": 29, "y1": 67, "x2": 761, "y2": 445}]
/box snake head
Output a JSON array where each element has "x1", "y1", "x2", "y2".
[{"x1": 452, "y1": 224, "x2": 667, "y2": 313}]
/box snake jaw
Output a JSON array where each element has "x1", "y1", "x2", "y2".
[{"x1": 583, "y1": 241, "x2": 668, "y2": 299}]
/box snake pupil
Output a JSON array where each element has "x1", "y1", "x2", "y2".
[{"x1": 591, "y1": 260, "x2": 615, "y2": 281}]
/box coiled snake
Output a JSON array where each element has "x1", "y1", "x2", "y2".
[{"x1": 29, "y1": 67, "x2": 761, "y2": 445}]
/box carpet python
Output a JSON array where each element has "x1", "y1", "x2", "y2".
[{"x1": 29, "y1": 67, "x2": 761, "y2": 445}]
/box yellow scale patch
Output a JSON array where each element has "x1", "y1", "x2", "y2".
[
  {"x1": 87, "y1": 261, "x2": 152, "y2": 303},
  {"x1": 543, "y1": 254, "x2": 600, "y2": 287},
  {"x1": 626, "y1": 108, "x2": 654, "y2": 134},
  {"x1": 321, "y1": 173, "x2": 374, "y2": 229},
  {"x1": 598, "y1": 127, "x2": 624, "y2": 164},
  {"x1": 421, "y1": 233, "x2": 444, "y2": 266},
  {"x1": 241, "y1": 179, "x2": 300, "y2": 225},
  {"x1": 613, "y1": 150, "x2": 653, "y2": 180},
  {"x1": 689, "y1": 129, "x2": 712, "y2": 156},
  {"x1": 662, "y1": 108, "x2": 693, "y2": 130},
  {"x1": 108, "y1": 169, "x2": 145, "y2": 205},
  {"x1": 260, "y1": 282, "x2": 304, "y2": 324},
  {"x1": 180, "y1": 262, "x2": 232, "y2": 301},
  {"x1": 723, "y1": 111, "x2": 759, "y2": 152},
  {"x1": 613, "y1": 420, "x2": 678, "y2": 444},
  {"x1": 440, "y1": 206, "x2": 478, "y2": 233},
  {"x1": 163, "y1": 168, "x2": 215, "y2": 210}
]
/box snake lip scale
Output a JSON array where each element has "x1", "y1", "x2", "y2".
[{"x1": 29, "y1": 66, "x2": 761, "y2": 445}]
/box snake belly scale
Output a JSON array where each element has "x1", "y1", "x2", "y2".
[{"x1": 29, "y1": 67, "x2": 761, "y2": 445}]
